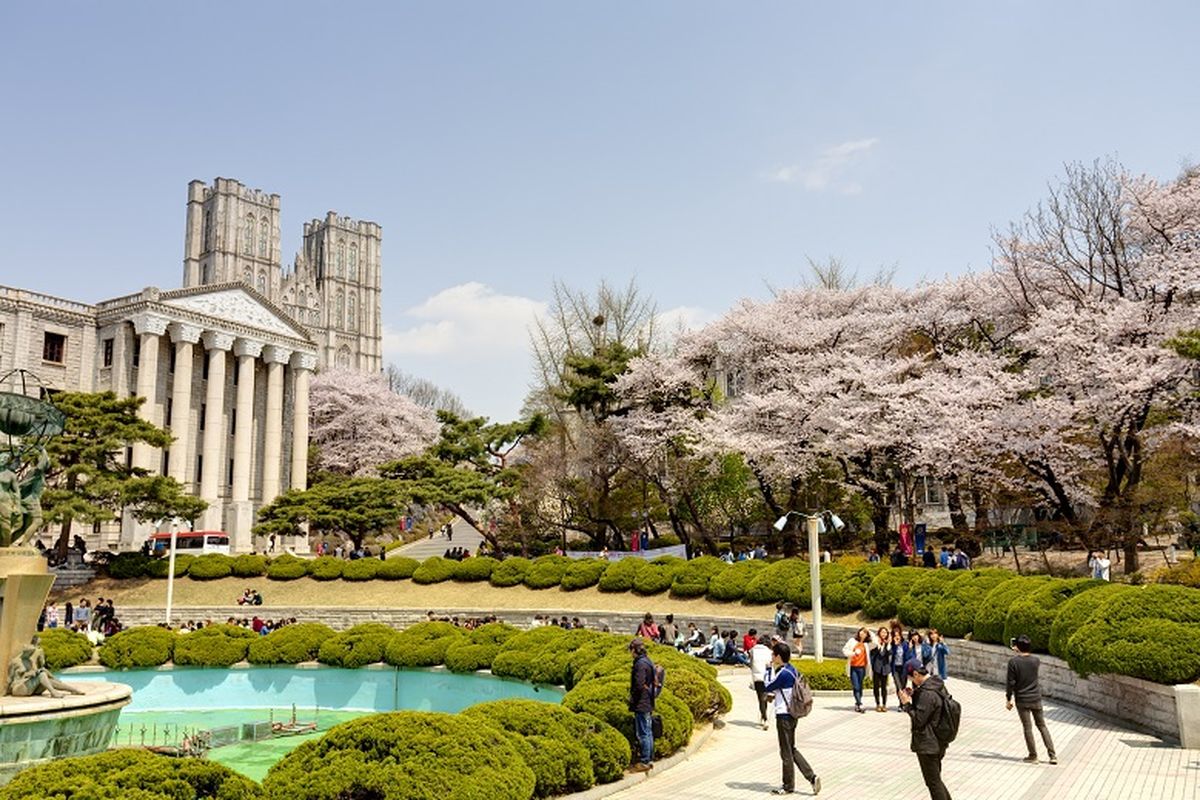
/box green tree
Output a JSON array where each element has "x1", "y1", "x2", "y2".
[
  {"x1": 254, "y1": 476, "x2": 406, "y2": 551},
  {"x1": 41, "y1": 391, "x2": 204, "y2": 556}
]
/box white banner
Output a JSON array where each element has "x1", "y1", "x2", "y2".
[{"x1": 566, "y1": 544, "x2": 689, "y2": 561}]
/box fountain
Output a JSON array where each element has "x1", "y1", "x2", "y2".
[{"x1": 0, "y1": 370, "x2": 131, "y2": 783}]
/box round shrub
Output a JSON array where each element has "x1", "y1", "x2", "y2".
[
  {"x1": 444, "y1": 622, "x2": 519, "y2": 673},
  {"x1": 263, "y1": 711, "x2": 536, "y2": 800},
  {"x1": 453, "y1": 556, "x2": 498, "y2": 581},
  {"x1": 744, "y1": 559, "x2": 809, "y2": 604},
  {"x1": 1064, "y1": 584, "x2": 1200, "y2": 683},
  {"x1": 248, "y1": 622, "x2": 336, "y2": 664},
  {"x1": 1003, "y1": 578, "x2": 1103, "y2": 653},
  {"x1": 267, "y1": 553, "x2": 308, "y2": 580},
  {"x1": 598, "y1": 558, "x2": 641, "y2": 592},
  {"x1": 384, "y1": 621, "x2": 463, "y2": 667},
  {"x1": 412, "y1": 556, "x2": 456, "y2": 584},
  {"x1": 98, "y1": 626, "x2": 176, "y2": 669},
  {"x1": 342, "y1": 558, "x2": 381, "y2": 581},
  {"x1": 144, "y1": 554, "x2": 194, "y2": 578},
  {"x1": 632, "y1": 557, "x2": 683, "y2": 595},
  {"x1": 794, "y1": 658, "x2": 874, "y2": 691},
  {"x1": 1048, "y1": 582, "x2": 1131, "y2": 658},
  {"x1": 186, "y1": 553, "x2": 233, "y2": 580},
  {"x1": 706, "y1": 559, "x2": 767, "y2": 601},
  {"x1": 107, "y1": 553, "x2": 152, "y2": 579},
  {"x1": 660, "y1": 666, "x2": 732, "y2": 721},
  {"x1": 378, "y1": 556, "x2": 419, "y2": 580},
  {"x1": 561, "y1": 558, "x2": 609, "y2": 591},
  {"x1": 973, "y1": 576, "x2": 1053, "y2": 643},
  {"x1": 173, "y1": 623, "x2": 256, "y2": 667},
  {"x1": 492, "y1": 627, "x2": 605, "y2": 685},
  {"x1": 671, "y1": 556, "x2": 727, "y2": 598},
  {"x1": 824, "y1": 563, "x2": 886, "y2": 613},
  {"x1": 307, "y1": 555, "x2": 345, "y2": 581},
  {"x1": 862, "y1": 567, "x2": 923, "y2": 619},
  {"x1": 1155, "y1": 558, "x2": 1200, "y2": 587},
  {"x1": 230, "y1": 553, "x2": 268, "y2": 578},
  {"x1": 561, "y1": 676, "x2": 692, "y2": 759},
  {"x1": 574, "y1": 641, "x2": 719, "y2": 693},
  {"x1": 1, "y1": 749, "x2": 264, "y2": 800},
  {"x1": 897, "y1": 570, "x2": 958, "y2": 627},
  {"x1": 39, "y1": 628, "x2": 93, "y2": 670},
  {"x1": 524, "y1": 555, "x2": 570, "y2": 589},
  {"x1": 490, "y1": 556, "x2": 531, "y2": 587},
  {"x1": 317, "y1": 622, "x2": 401, "y2": 668},
  {"x1": 930, "y1": 569, "x2": 1015, "y2": 638}
]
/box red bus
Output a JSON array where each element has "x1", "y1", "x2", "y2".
[{"x1": 146, "y1": 530, "x2": 231, "y2": 556}]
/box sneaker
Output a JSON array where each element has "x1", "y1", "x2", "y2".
[
  {"x1": 770, "y1": 789, "x2": 793, "y2": 796},
  {"x1": 1048, "y1": 756, "x2": 1058, "y2": 765},
  {"x1": 855, "y1": 705, "x2": 865, "y2": 713},
  {"x1": 1022, "y1": 755, "x2": 1039, "y2": 764},
  {"x1": 876, "y1": 706, "x2": 886, "y2": 713},
  {"x1": 811, "y1": 776, "x2": 822, "y2": 795},
  {"x1": 761, "y1": 719, "x2": 770, "y2": 730},
  {"x1": 630, "y1": 763, "x2": 652, "y2": 773}
]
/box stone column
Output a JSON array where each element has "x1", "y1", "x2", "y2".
[
  {"x1": 167, "y1": 323, "x2": 202, "y2": 486},
  {"x1": 130, "y1": 314, "x2": 169, "y2": 474},
  {"x1": 290, "y1": 353, "x2": 316, "y2": 491},
  {"x1": 198, "y1": 331, "x2": 234, "y2": 531},
  {"x1": 260, "y1": 345, "x2": 292, "y2": 505},
  {"x1": 229, "y1": 339, "x2": 263, "y2": 552}
]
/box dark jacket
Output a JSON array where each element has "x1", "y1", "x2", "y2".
[
  {"x1": 904, "y1": 675, "x2": 946, "y2": 754},
  {"x1": 1006, "y1": 654, "x2": 1042, "y2": 707},
  {"x1": 870, "y1": 641, "x2": 892, "y2": 675},
  {"x1": 630, "y1": 654, "x2": 656, "y2": 713}
]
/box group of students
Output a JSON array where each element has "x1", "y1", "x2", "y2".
[
  {"x1": 842, "y1": 623, "x2": 950, "y2": 713},
  {"x1": 38, "y1": 597, "x2": 120, "y2": 639}
]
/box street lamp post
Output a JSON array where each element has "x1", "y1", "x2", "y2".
[{"x1": 774, "y1": 510, "x2": 845, "y2": 663}]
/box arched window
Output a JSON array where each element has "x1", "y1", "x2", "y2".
[
  {"x1": 202, "y1": 211, "x2": 212, "y2": 251},
  {"x1": 335, "y1": 291, "x2": 344, "y2": 328},
  {"x1": 243, "y1": 214, "x2": 255, "y2": 255},
  {"x1": 348, "y1": 293, "x2": 357, "y2": 331},
  {"x1": 336, "y1": 346, "x2": 352, "y2": 368},
  {"x1": 258, "y1": 218, "x2": 268, "y2": 257},
  {"x1": 257, "y1": 272, "x2": 267, "y2": 295},
  {"x1": 298, "y1": 289, "x2": 306, "y2": 308},
  {"x1": 243, "y1": 267, "x2": 253, "y2": 285},
  {"x1": 349, "y1": 244, "x2": 358, "y2": 280},
  {"x1": 335, "y1": 241, "x2": 345, "y2": 276}
]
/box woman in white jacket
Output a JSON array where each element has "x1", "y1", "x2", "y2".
[
  {"x1": 748, "y1": 634, "x2": 774, "y2": 730},
  {"x1": 842, "y1": 628, "x2": 871, "y2": 713}
]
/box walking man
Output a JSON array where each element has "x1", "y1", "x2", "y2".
[
  {"x1": 749, "y1": 634, "x2": 773, "y2": 730},
  {"x1": 1006, "y1": 634, "x2": 1057, "y2": 764},
  {"x1": 627, "y1": 638, "x2": 656, "y2": 773},
  {"x1": 898, "y1": 664, "x2": 952, "y2": 800},
  {"x1": 763, "y1": 643, "x2": 821, "y2": 795}
]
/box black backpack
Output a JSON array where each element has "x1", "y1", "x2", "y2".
[{"x1": 933, "y1": 687, "x2": 961, "y2": 746}]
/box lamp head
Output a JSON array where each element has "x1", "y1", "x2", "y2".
[
  {"x1": 773, "y1": 515, "x2": 789, "y2": 532},
  {"x1": 829, "y1": 513, "x2": 845, "y2": 532},
  {"x1": 815, "y1": 518, "x2": 827, "y2": 535}
]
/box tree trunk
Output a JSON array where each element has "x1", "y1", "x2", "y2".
[
  {"x1": 1123, "y1": 540, "x2": 1139, "y2": 574},
  {"x1": 971, "y1": 488, "x2": 991, "y2": 533},
  {"x1": 944, "y1": 475, "x2": 969, "y2": 535},
  {"x1": 871, "y1": 506, "x2": 890, "y2": 557}
]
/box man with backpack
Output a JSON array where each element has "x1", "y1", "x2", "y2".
[
  {"x1": 628, "y1": 638, "x2": 659, "y2": 773},
  {"x1": 898, "y1": 663, "x2": 958, "y2": 800},
  {"x1": 762, "y1": 643, "x2": 821, "y2": 796}
]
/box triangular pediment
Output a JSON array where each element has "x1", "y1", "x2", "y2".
[{"x1": 159, "y1": 284, "x2": 311, "y2": 341}]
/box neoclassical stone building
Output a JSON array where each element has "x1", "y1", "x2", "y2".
[{"x1": 0, "y1": 178, "x2": 384, "y2": 552}]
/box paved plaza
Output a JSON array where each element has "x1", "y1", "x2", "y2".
[
  {"x1": 610, "y1": 669, "x2": 1198, "y2": 800},
  {"x1": 393, "y1": 524, "x2": 483, "y2": 561}
]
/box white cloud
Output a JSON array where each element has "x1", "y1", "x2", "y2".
[
  {"x1": 767, "y1": 137, "x2": 879, "y2": 194},
  {"x1": 383, "y1": 282, "x2": 547, "y2": 421}
]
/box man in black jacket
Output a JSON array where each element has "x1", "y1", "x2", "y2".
[
  {"x1": 1006, "y1": 634, "x2": 1056, "y2": 764},
  {"x1": 628, "y1": 638, "x2": 656, "y2": 772},
  {"x1": 898, "y1": 664, "x2": 952, "y2": 800}
]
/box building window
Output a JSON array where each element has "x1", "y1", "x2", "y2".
[
  {"x1": 132, "y1": 341, "x2": 140, "y2": 368},
  {"x1": 161, "y1": 450, "x2": 170, "y2": 476},
  {"x1": 201, "y1": 262, "x2": 211, "y2": 284},
  {"x1": 196, "y1": 454, "x2": 203, "y2": 480},
  {"x1": 336, "y1": 346, "x2": 351, "y2": 368},
  {"x1": 199, "y1": 403, "x2": 206, "y2": 431},
  {"x1": 257, "y1": 272, "x2": 267, "y2": 295},
  {"x1": 166, "y1": 398, "x2": 173, "y2": 427},
  {"x1": 349, "y1": 243, "x2": 358, "y2": 280},
  {"x1": 335, "y1": 292, "x2": 344, "y2": 328},
  {"x1": 168, "y1": 346, "x2": 176, "y2": 374},
  {"x1": 348, "y1": 294, "x2": 357, "y2": 331},
  {"x1": 243, "y1": 267, "x2": 253, "y2": 285},
  {"x1": 298, "y1": 289, "x2": 306, "y2": 307},
  {"x1": 43, "y1": 332, "x2": 66, "y2": 364},
  {"x1": 244, "y1": 214, "x2": 255, "y2": 255},
  {"x1": 258, "y1": 218, "x2": 268, "y2": 257},
  {"x1": 202, "y1": 210, "x2": 212, "y2": 251},
  {"x1": 230, "y1": 408, "x2": 236, "y2": 435},
  {"x1": 336, "y1": 241, "x2": 345, "y2": 276},
  {"x1": 228, "y1": 458, "x2": 235, "y2": 488},
  {"x1": 102, "y1": 338, "x2": 114, "y2": 368}
]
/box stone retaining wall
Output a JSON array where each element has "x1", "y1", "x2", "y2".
[{"x1": 114, "y1": 605, "x2": 1197, "y2": 748}]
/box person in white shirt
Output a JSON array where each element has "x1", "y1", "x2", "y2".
[
  {"x1": 1088, "y1": 551, "x2": 1111, "y2": 581},
  {"x1": 749, "y1": 635, "x2": 774, "y2": 729}
]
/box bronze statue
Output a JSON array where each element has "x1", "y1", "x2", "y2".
[{"x1": 7, "y1": 635, "x2": 84, "y2": 698}]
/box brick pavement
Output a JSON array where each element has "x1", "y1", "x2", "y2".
[{"x1": 607, "y1": 668, "x2": 1198, "y2": 800}]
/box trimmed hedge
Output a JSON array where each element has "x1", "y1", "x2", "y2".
[
  {"x1": 263, "y1": 711, "x2": 537, "y2": 800},
  {"x1": 561, "y1": 675, "x2": 693, "y2": 759},
  {"x1": 39, "y1": 628, "x2": 93, "y2": 671},
  {"x1": 316, "y1": 623, "x2": 401, "y2": 668},
  {"x1": 1064, "y1": 584, "x2": 1200, "y2": 683},
  {"x1": 744, "y1": 559, "x2": 809, "y2": 604},
  {"x1": 524, "y1": 555, "x2": 570, "y2": 589},
  {"x1": 107, "y1": 553, "x2": 153, "y2": 579},
  {"x1": 824, "y1": 563, "x2": 886, "y2": 614},
  {"x1": 444, "y1": 622, "x2": 520, "y2": 673},
  {"x1": 1154, "y1": 558, "x2": 1200, "y2": 588},
  {"x1": 862, "y1": 567, "x2": 922, "y2": 619},
  {"x1": 897, "y1": 570, "x2": 958, "y2": 628},
  {"x1": 412, "y1": 556, "x2": 456, "y2": 584},
  {"x1": 173, "y1": 623, "x2": 257, "y2": 667},
  {"x1": 378, "y1": 556, "x2": 420, "y2": 580},
  {"x1": 930, "y1": 569, "x2": 1015, "y2": 638},
  {"x1": 632, "y1": 558, "x2": 683, "y2": 595},
  {"x1": 453, "y1": 556, "x2": 498, "y2": 582},
  {"x1": 145, "y1": 554, "x2": 194, "y2": 578},
  {"x1": 342, "y1": 558, "x2": 381, "y2": 581},
  {"x1": 492, "y1": 627, "x2": 602, "y2": 685},
  {"x1": 973, "y1": 576, "x2": 1053, "y2": 644},
  {"x1": 266, "y1": 553, "x2": 308, "y2": 580},
  {"x1": 560, "y1": 558, "x2": 609, "y2": 591},
  {"x1": 384, "y1": 621, "x2": 463, "y2": 667},
  {"x1": 248, "y1": 622, "x2": 337, "y2": 664},
  {"x1": 1, "y1": 749, "x2": 263, "y2": 800},
  {"x1": 598, "y1": 558, "x2": 641, "y2": 592},
  {"x1": 307, "y1": 556, "x2": 345, "y2": 581},
  {"x1": 187, "y1": 553, "x2": 233, "y2": 580},
  {"x1": 795, "y1": 658, "x2": 874, "y2": 691},
  {"x1": 670, "y1": 556, "x2": 727, "y2": 598},
  {"x1": 490, "y1": 557, "x2": 532, "y2": 587},
  {"x1": 706, "y1": 560, "x2": 767, "y2": 601},
  {"x1": 1048, "y1": 582, "x2": 1130, "y2": 659},
  {"x1": 231, "y1": 554, "x2": 269, "y2": 578},
  {"x1": 1004, "y1": 578, "x2": 1103, "y2": 653},
  {"x1": 98, "y1": 626, "x2": 176, "y2": 669}
]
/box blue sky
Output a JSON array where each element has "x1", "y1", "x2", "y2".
[{"x1": 2, "y1": 2, "x2": 1197, "y2": 420}]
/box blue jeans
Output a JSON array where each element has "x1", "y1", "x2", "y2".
[
  {"x1": 850, "y1": 666, "x2": 866, "y2": 707},
  {"x1": 634, "y1": 710, "x2": 654, "y2": 765}
]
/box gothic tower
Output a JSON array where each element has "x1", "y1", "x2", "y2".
[{"x1": 182, "y1": 179, "x2": 282, "y2": 295}]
